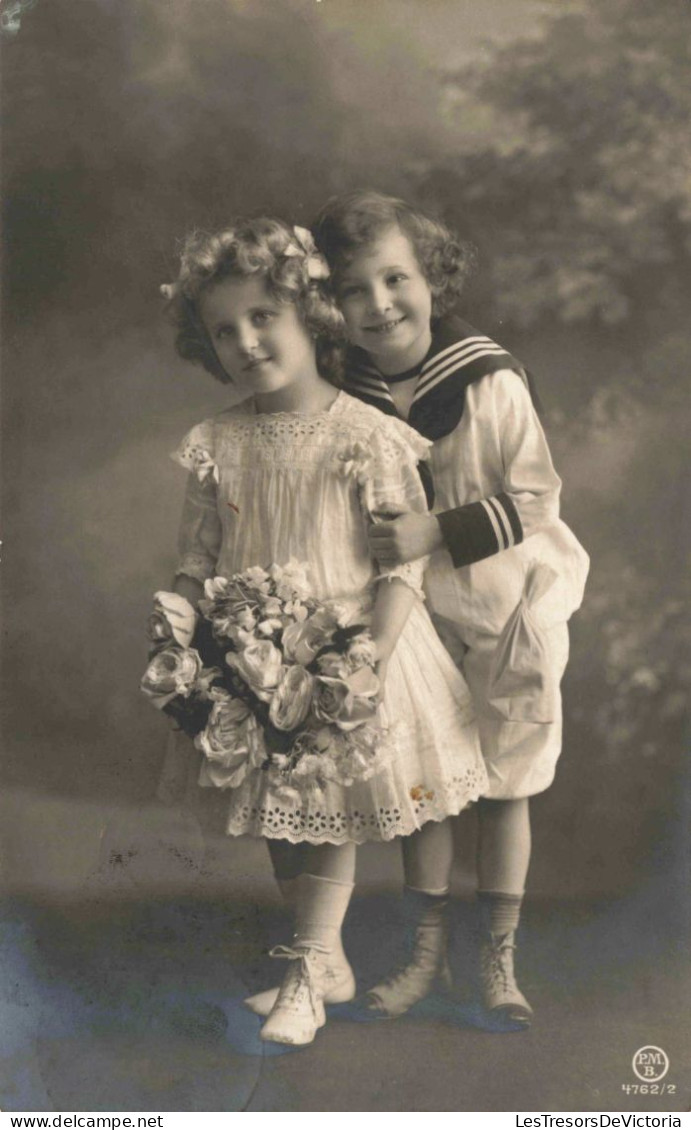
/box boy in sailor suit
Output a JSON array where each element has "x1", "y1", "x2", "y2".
[{"x1": 315, "y1": 190, "x2": 589, "y2": 1025}]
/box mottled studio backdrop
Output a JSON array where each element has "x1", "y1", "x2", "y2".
[{"x1": 2, "y1": 0, "x2": 689, "y2": 897}]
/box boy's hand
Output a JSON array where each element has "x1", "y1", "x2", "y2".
[{"x1": 369, "y1": 513, "x2": 444, "y2": 566}]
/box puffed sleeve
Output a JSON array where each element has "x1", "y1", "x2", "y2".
[
  {"x1": 170, "y1": 421, "x2": 222, "y2": 582},
  {"x1": 436, "y1": 370, "x2": 563, "y2": 569},
  {"x1": 356, "y1": 418, "x2": 433, "y2": 597}
]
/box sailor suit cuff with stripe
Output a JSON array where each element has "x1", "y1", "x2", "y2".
[{"x1": 437, "y1": 492, "x2": 524, "y2": 569}]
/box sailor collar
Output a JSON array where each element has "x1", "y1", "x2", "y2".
[{"x1": 344, "y1": 315, "x2": 525, "y2": 441}]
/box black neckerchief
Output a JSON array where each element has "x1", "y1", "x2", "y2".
[{"x1": 344, "y1": 315, "x2": 532, "y2": 441}]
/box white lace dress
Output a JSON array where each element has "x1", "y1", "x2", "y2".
[{"x1": 172, "y1": 391, "x2": 487, "y2": 844}]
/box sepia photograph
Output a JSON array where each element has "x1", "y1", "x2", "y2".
[{"x1": 1, "y1": 0, "x2": 689, "y2": 1115}]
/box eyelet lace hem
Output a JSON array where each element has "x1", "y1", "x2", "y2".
[{"x1": 223, "y1": 767, "x2": 487, "y2": 844}]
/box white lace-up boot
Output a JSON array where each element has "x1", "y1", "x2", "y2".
[
  {"x1": 259, "y1": 873, "x2": 355, "y2": 1043},
  {"x1": 259, "y1": 944, "x2": 330, "y2": 1045},
  {"x1": 480, "y1": 931, "x2": 533, "y2": 1024},
  {"x1": 244, "y1": 875, "x2": 356, "y2": 1016}
]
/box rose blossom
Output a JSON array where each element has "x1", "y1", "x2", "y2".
[
  {"x1": 226, "y1": 640, "x2": 283, "y2": 701},
  {"x1": 147, "y1": 591, "x2": 197, "y2": 649},
  {"x1": 268, "y1": 666, "x2": 315, "y2": 731},
  {"x1": 197, "y1": 698, "x2": 266, "y2": 788},
  {"x1": 197, "y1": 694, "x2": 251, "y2": 765},
  {"x1": 281, "y1": 620, "x2": 316, "y2": 666},
  {"x1": 313, "y1": 677, "x2": 351, "y2": 727},
  {"x1": 282, "y1": 608, "x2": 338, "y2": 665},
  {"x1": 314, "y1": 668, "x2": 380, "y2": 731},
  {"x1": 148, "y1": 610, "x2": 175, "y2": 646},
  {"x1": 140, "y1": 646, "x2": 202, "y2": 707}
]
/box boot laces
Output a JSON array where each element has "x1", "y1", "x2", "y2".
[
  {"x1": 268, "y1": 944, "x2": 328, "y2": 1016},
  {"x1": 483, "y1": 933, "x2": 517, "y2": 994}
]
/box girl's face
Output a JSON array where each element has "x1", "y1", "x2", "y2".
[
  {"x1": 200, "y1": 275, "x2": 317, "y2": 399},
  {"x1": 335, "y1": 225, "x2": 433, "y2": 374}
]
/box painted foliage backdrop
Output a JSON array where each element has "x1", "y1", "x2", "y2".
[{"x1": 2, "y1": 0, "x2": 689, "y2": 895}]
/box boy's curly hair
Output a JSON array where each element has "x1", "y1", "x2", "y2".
[
  {"x1": 313, "y1": 190, "x2": 476, "y2": 318},
  {"x1": 161, "y1": 217, "x2": 345, "y2": 385}
]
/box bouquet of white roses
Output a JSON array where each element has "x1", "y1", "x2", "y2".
[{"x1": 141, "y1": 561, "x2": 393, "y2": 797}]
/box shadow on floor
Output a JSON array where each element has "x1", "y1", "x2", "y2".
[{"x1": 1, "y1": 881, "x2": 689, "y2": 1112}]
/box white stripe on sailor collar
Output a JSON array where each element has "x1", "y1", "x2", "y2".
[
  {"x1": 414, "y1": 344, "x2": 508, "y2": 402},
  {"x1": 418, "y1": 337, "x2": 504, "y2": 383},
  {"x1": 348, "y1": 360, "x2": 395, "y2": 401},
  {"x1": 350, "y1": 374, "x2": 393, "y2": 395},
  {"x1": 348, "y1": 329, "x2": 512, "y2": 411},
  {"x1": 419, "y1": 335, "x2": 495, "y2": 381}
]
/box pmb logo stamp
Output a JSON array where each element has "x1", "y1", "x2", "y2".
[{"x1": 632, "y1": 1046, "x2": 670, "y2": 1083}]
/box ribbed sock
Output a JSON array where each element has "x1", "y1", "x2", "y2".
[{"x1": 477, "y1": 889, "x2": 524, "y2": 936}]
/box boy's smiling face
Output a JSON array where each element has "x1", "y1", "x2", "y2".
[{"x1": 335, "y1": 225, "x2": 433, "y2": 375}]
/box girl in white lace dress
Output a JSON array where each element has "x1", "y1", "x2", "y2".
[{"x1": 160, "y1": 218, "x2": 487, "y2": 1046}]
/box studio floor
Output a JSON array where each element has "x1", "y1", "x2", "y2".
[{"x1": 1, "y1": 791, "x2": 689, "y2": 1113}]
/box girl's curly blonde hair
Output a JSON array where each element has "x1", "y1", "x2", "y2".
[
  {"x1": 313, "y1": 190, "x2": 476, "y2": 319},
  {"x1": 162, "y1": 217, "x2": 345, "y2": 385}
]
